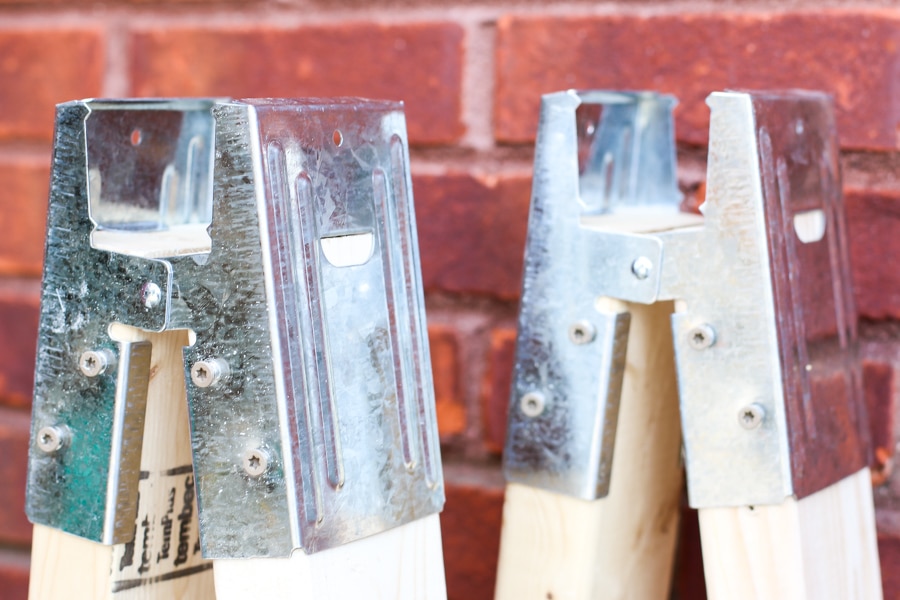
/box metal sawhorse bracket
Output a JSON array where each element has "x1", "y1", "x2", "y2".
[
  {"x1": 495, "y1": 89, "x2": 881, "y2": 599},
  {"x1": 25, "y1": 98, "x2": 447, "y2": 599}
]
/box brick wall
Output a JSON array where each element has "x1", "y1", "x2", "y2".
[{"x1": 0, "y1": 2, "x2": 898, "y2": 599}]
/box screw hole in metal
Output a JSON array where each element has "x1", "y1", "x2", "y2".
[
  {"x1": 333, "y1": 129, "x2": 343, "y2": 147},
  {"x1": 130, "y1": 128, "x2": 142, "y2": 146}
]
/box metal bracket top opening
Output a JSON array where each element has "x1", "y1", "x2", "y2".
[
  {"x1": 575, "y1": 90, "x2": 681, "y2": 218},
  {"x1": 85, "y1": 99, "x2": 217, "y2": 260}
]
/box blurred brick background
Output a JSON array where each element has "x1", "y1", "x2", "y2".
[{"x1": 0, "y1": 1, "x2": 899, "y2": 599}]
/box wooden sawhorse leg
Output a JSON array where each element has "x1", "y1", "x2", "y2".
[
  {"x1": 496, "y1": 301, "x2": 683, "y2": 600},
  {"x1": 29, "y1": 326, "x2": 214, "y2": 600},
  {"x1": 699, "y1": 468, "x2": 881, "y2": 599}
]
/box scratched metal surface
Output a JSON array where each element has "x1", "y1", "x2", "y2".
[
  {"x1": 26, "y1": 98, "x2": 443, "y2": 556},
  {"x1": 671, "y1": 91, "x2": 865, "y2": 507},
  {"x1": 503, "y1": 91, "x2": 679, "y2": 500},
  {"x1": 503, "y1": 89, "x2": 865, "y2": 508},
  {"x1": 173, "y1": 100, "x2": 443, "y2": 556},
  {"x1": 26, "y1": 102, "x2": 172, "y2": 544},
  {"x1": 666, "y1": 92, "x2": 794, "y2": 508}
]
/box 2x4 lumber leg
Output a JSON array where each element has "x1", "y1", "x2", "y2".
[
  {"x1": 494, "y1": 301, "x2": 683, "y2": 600},
  {"x1": 212, "y1": 514, "x2": 447, "y2": 600},
  {"x1": 699, "y1": 467, "x2": 882, "y2": 600},
  {"x1": 29, "y1": 326, "x2": 214, "y2": 600}
]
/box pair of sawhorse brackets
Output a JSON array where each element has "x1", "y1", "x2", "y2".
[
  {"x1": 504, "y1": 89, "x2": 868, "y2": 508},
  {"x1": 25, "y1": 98, "x2": 444, "y2": 559}
]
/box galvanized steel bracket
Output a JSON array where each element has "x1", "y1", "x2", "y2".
[
  {"x1": 504, "y1": 89, "x2": 868, "y2": 507},
  {"x1": 26, "y1": 98, "x2": 444, "y2": 556},
  {"x1": 503, "y1": 90, "x2": 683, "y2": 499},
  {"x1": 673, "y1": 91, "x2": 866, "y2": 507}
]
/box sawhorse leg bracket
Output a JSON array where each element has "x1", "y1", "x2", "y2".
[
  {"x1": 496, "y1": 89, "x2": 881, "y2": 599},
  {"x1": 26, "y1": 98, "x2": 447, "y2": 599}
]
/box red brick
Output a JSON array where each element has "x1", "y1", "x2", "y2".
[
  {"x1": 672, "y1": 505, "x2": 707, "y2": 600},
  {"x1": 0, "y1": 0, "x2": 246, "y2": 3},
  {"x1": 0, "y1": 0, "x2": 252, "y2": 4},
  {"x1": 442, "y1": 481, "x2": 504, "y2": 600},
  {"x1": 0, "y1": 549, "x2": 29, "y2": 600},
  {"x1": 481, "y1": 327, "x2": 516, "y2": 454},
  {"x1": 863, "y1": 360, "x2": 895, "y2": 485},
  {"x1": 0, "y1": 28, "x2": 105, "y2": 141},
  {"x1": 495, "y1": 10, "x2": 900, "y2": 150},
  {"x1": 129, "y1": 23, "x2": 464, "y2": 146},
  {"x1": 0, "y1": 407, "x2": 31, "y2": 546},
  {"x1": 880, "y1": 531, "x2": 900, "y2": 598},
  {"x1": 846, "y1": 190, "x2": 900, "y2": 320},
  {"x1": 0, "y1": 284, "x2": 39, "y2": 409},
  {"x1": 414, "y1": 173, "x2": 530, "y2": 299},
  {"x1": 0, "y1": 157, "x2": 49, "y2": 277},
  {"x1": 429, "y1": 325, "x2": 465, "y2": 440}
]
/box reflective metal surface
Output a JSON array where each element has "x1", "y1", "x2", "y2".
[
  {"x1": 667, "y1": 92, "x2": 865, "y2": 506},
  {"x1": 503, "y1": 91, "x2": 680, "y2": 500},
  {"x1": 505, "y1": 89, "x2": 866, "y2": 507},
  {"x1": 26, "y1": 98, "x2": 443, "y2": 556}
]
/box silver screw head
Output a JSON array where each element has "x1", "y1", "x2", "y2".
[
  {"x1": 191, "y1": 358, "x2": 229, "y2": 388},
  {"x1": 79, "y1": 349, "x2": 112, "y2": 377},
  {"x1": 631, "y1": 257, "x2": 653, "y2": 280},
  {"x1": 520, "y1": 391, "x2": 546, "y2": 418},
  {"x1": 36, "y1": 425, "x2": 67, "y2": 453},
  {"x1": 688, "y1": 324, "x2": 716, "y2": 350},
  {"x1": 141, "y1": 282, "x2": 162, "y2": 309},
  {"x1": 242, "y1": 448, "x2": 269, "y2": 477},
  {"x1": 738, "y1": 403, "x2": 766, "y2": 429},
  {"x1": 568, "y1": 321, "x2": 596, "y2": 345}
]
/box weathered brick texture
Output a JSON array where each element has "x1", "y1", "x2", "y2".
[
  {"x1": 481, "y1": 326, "x2": 515, "y2": 454},
  {"x1": 495, "y1": 10, "x2": 900, "y2": 150},
  {"x1": 0, "y1": 406, "x2": 31, "y2": 546},
  {"x1": 0, "y1": 157, "x2": 49, "y2": 277},
  {"x1": 880, "y1": 530, "x2": 900, "y2": 599},
  {"x1": 414, "y1": 173, "x2": 531, "y2": 299},
  {"x1": 129, "y1": 23, "x2": 465, "y2": 145},
  {"x1": 442, "y1": 480, "x2": 504, "y2": 600},
  {"x1": 0, "y1": 549, "x2": 29, "y2": 600},
  {"x1": 864, "y1": 359, "x2": 895, "y2": 485},
  {"x1": 847, "y1": 190, "x2": 900, "y2": 320},
  {"x1": 671, "y1": 506, "x2": 707, "y2": 600},
  {"x1": 429, "y1": 325, "x2": 466, "y2": 440},
  {"x1": 0, "y1": 285, "x2": 39, "y2": 409},
  {"x1": 0, "y1": 29, "x2": 104, "y2": 141}
]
